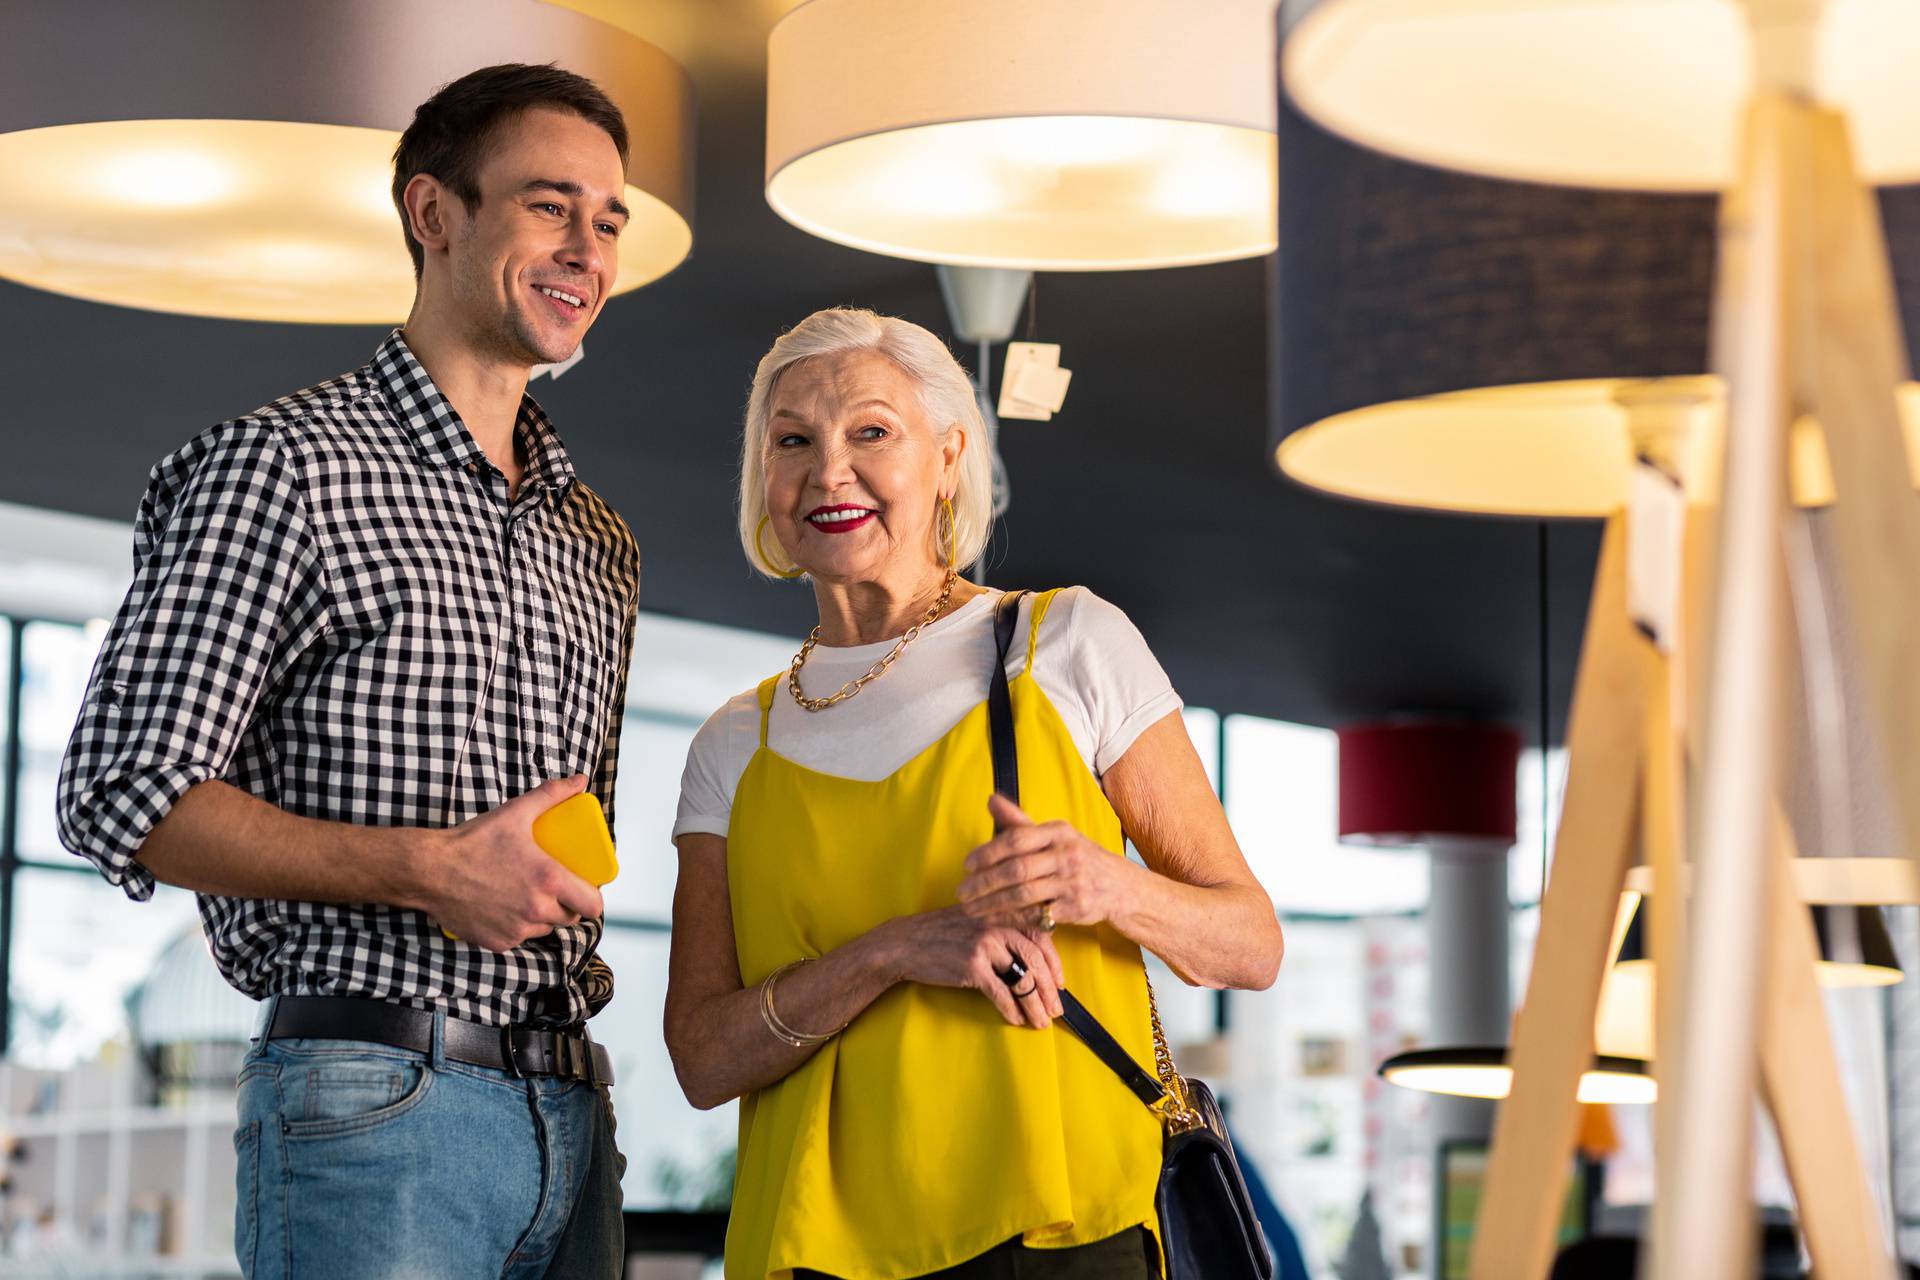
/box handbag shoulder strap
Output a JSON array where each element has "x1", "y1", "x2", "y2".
[
  {"x1": 987, "y1": 590, "x2": 1167, "y2": 1110},
  {"x1": 988, "y1": 589, "x2": 1025, "y2": 809}
]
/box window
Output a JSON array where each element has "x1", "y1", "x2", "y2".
[
  {"x1": 606, "y1": 713, "x2": 703, "y2": 927},
  {"x1": 1224, "y1": 714, "x2": 1429, "y2": 917},
  {"x1": 1218, "y1": 914, "x2": 1432, "y2": 1274},
  {"x1": 1511, "y1": 746, "x2": 1568, "y2": 906},
  {"x1": 593, "y1": 927, "x2": 738, "y2": 1210},
  {"x1": 601, "y1": 613, "x2": 790, "y2": 1211},
  {"x1": 17, "y1": 621, "x2": 105, "y2": 865},
  {"x1": 8, "y1": 870, "x2": 203, "y2": 1068},
  {"x1": 1183, "y1": 706, "x2": 1220, "y2": 792}
]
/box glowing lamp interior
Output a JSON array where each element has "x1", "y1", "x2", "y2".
[
  {"x1": 1283, "y1": 0, "x2": 1920, "y2": 191},
  {"x1": 1380, "y1": 1048, "x2": 1657, "y2": 1106},
  {"x1": 1277, "y1": 378, "x2": 1920, "y2": 517},
  {"x1": 767, "y1": 115, "x2": 1276, "y2": 271},
  {"x1": 0, "y1": 119, "x2": 691, "y2": 324}
]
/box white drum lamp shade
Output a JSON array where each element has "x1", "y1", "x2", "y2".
[
  {"x1": 1281, "y1": 0, "x2": 1920, "y2": 192},
  {"x1": 0, "y1": 0, "x2": 695, "y2": 323},
  {"x1": 765, "y1": 0, "x2": 1278, "y2": 270}
]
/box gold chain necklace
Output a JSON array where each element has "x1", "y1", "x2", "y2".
[{"x1": 787, "y1": 569, "x2": 960, "y2": 712}]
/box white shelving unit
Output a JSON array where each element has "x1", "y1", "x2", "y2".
[{"x1": 0, "y1": 1060, "x2": 239, "y2": 1279}]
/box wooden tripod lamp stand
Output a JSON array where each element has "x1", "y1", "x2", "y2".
[{"x1": 1276, "y1": 1, "x2": 1920, "y2": 1275}]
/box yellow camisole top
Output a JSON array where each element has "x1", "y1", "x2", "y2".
[{"x1": 723, "y1": 589, "x2": 1163, "y2": 1279}]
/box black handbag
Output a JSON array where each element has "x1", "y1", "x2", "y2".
[{"x1": 987, "y1": 590, "x2": 1274, "y2": 1280}]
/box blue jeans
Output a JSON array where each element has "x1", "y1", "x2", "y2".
[{"x1": 233, "y1": 998, "x2": 625, "y2": 1279}]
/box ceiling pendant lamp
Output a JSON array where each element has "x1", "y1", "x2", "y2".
[
  {"x1": 1610, "y1": 893, "x2": 1902, "y2": 991},
  {"x1": 1378, "y1": 1046, "x2": 1656, "y2": 1107},
  {"x1": 1810, "y1": 905, "x2": 1904, "y2": 986},
  {"x1": 1269, "y1": 1, "x2": 1920, "y2": 516},
  {"x1": 764, "y1": 0, "x2": 1278, "y2": 270},
  {"x1": 0, "y1": 0, "x2": 694, "y2": 323},
  {"x1": 1381, "y1": 889, "x2": 1659, "y2": 1106},
  {"x1": 1383, "y1": 866, "x2": 1912, "y2": 1102},
  {"x1": 1264, "y1": 89, "x2": 1920, "y2": 516}
]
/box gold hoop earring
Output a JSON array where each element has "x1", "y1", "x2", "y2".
[
  {"x1": 939, "y1": 497, "x2": 957, "y2": 571},
  {"x1": 755, "y1": 515, "x2": 805, "y2": 580}
]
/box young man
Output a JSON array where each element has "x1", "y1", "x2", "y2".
[{"x1": 56, "y1": 64, "x2": 641, "y2": 1277}]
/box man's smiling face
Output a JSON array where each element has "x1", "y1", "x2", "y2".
[{"x1": 446, "y1": 106, "x2": 628, "y2": 368}]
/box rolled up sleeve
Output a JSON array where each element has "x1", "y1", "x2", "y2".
[{"x1": 55, "y1": 421, "x2": 328, "y2": 900}]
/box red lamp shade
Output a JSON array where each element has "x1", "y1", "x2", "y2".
[{"x1": 1338, "y1": 721, "x2": 1521, "y2": 846}]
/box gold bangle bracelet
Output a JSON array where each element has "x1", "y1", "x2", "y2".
[{"x1": 760, "y1": 959, "x2": 843, "y2": 1047}]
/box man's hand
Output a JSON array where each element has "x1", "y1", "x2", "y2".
[
  {"x1": 424, "y1": 775, "x2": 605, "y2": 951},
  {"x1": 130, "y1": 775, "x2": 606, "y2": 950}
]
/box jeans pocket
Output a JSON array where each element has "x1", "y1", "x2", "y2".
[
  {"x1": 279, "y1": 1052, "x2": 434, "y2": 1140},
  {"x1": 233, "y1": 1121, "x2": 261, "y2": 1274},
  {"x1": 602, "y1": 1087, "x2": 627, "y2": 1181}
]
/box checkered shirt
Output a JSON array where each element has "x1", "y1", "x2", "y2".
[{"x1": 56, "y1": 331, "x2": 639, "y2": 1027}]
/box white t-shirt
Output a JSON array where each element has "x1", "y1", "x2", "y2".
[{"x1": 672, "y1": 587, "x2": 1183, "y2": 840}]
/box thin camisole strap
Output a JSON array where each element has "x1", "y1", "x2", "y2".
[
  {"x1": 1025, "y1": 588, "x2": 1061, "y2": 670},
  {"x1": 755, "y1": 675, "x2": 779, "y2": 748}
]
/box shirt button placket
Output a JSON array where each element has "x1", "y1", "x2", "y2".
[
  {"x1": 514, "y1": 628, "x2": 541, "y2": 786},
  {"x1": 511, "y1": 523, "x2": 554, "y2": 783}
]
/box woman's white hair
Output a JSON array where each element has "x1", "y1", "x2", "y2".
[{"x1": 738, "y1": 307, "x2": 992, "y2": 578}]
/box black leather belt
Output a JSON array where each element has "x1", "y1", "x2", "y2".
[{"x1": 261, "y1": 995, "x2": 613, "y2": 1086}]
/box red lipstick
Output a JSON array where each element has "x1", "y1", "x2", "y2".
[{"x1": 805, "y1": 503, "x2": 877, "y2": 534}]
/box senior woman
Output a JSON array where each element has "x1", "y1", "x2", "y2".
[{"x1": 666, "y1": 307, "x2": 1284, "y2": 1280}]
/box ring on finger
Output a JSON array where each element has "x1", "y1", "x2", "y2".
[
  {"x1": 1036, "y1": 901, "x2": 1056, "y2": 933},
  {"x1": 1012, "y1": 980, "x2": 1037, "y2": 997},
  {"x1": 997, "y1": 957, "x2": 1029, "y2": 987}
]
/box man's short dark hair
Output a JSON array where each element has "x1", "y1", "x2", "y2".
[{"x1": 391, "y1": 63, "x2": 630, "y2": 279}]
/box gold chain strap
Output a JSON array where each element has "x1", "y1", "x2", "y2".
[
  {"x1": 787, "y1": 568, "x2": 959, "y2": 712},
  {"x1": 1144, "y1": 973, "x2": 1205, "y2": 1134}
]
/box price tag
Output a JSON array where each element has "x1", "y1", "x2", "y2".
[{"x1": 998, "y1": 341, "x2": 1072, "y2": 421}]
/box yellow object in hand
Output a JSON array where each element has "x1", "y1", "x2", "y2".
[
  {"x1": 440, "y1": 793, "x2": 618, "y2": 941},
  {"x1": 532, "y1": 792, "x2": 619, "y2": 887}
]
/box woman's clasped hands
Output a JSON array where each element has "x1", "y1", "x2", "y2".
[
  {"x1": 881, "y1": 905, "x2": 1065, "y2": 1029},
  {"x1": 957, "y1": 793, "x2": 1133, "y2": 933}
]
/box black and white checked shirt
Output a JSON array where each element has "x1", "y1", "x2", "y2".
[{"x1": 57, "y1": 331, "x2": 639, "y2": 1027}]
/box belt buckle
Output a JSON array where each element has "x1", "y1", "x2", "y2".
[
  {"x1": 555, "y1": 1032, "x2": 589, "y2": 1084},
  {"x1": 543, "y1": 1030, "x2": 594, "y2": 1084},
  {"x1": 499, "y1": 1024, "x2": 526, "y2": 1079},
  {"x1": 572, "y1": 1032, "x2": 597, "y2": 1086}
]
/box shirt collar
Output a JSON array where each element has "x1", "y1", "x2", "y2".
[{"x1": 369, "y1": 329, "x2": 577, "y2": 497}]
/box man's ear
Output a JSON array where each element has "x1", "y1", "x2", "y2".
[{"x1": 403, "y1": 173, "x2": 456, "y2": 261}]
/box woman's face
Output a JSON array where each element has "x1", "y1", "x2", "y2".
[{"x1": 763, "y1": 349, "x2": 964, "y2": 588}]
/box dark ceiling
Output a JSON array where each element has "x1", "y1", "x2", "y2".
[{"x1": 0, "y1": 2, "x2": 1607, "y2": 742}]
